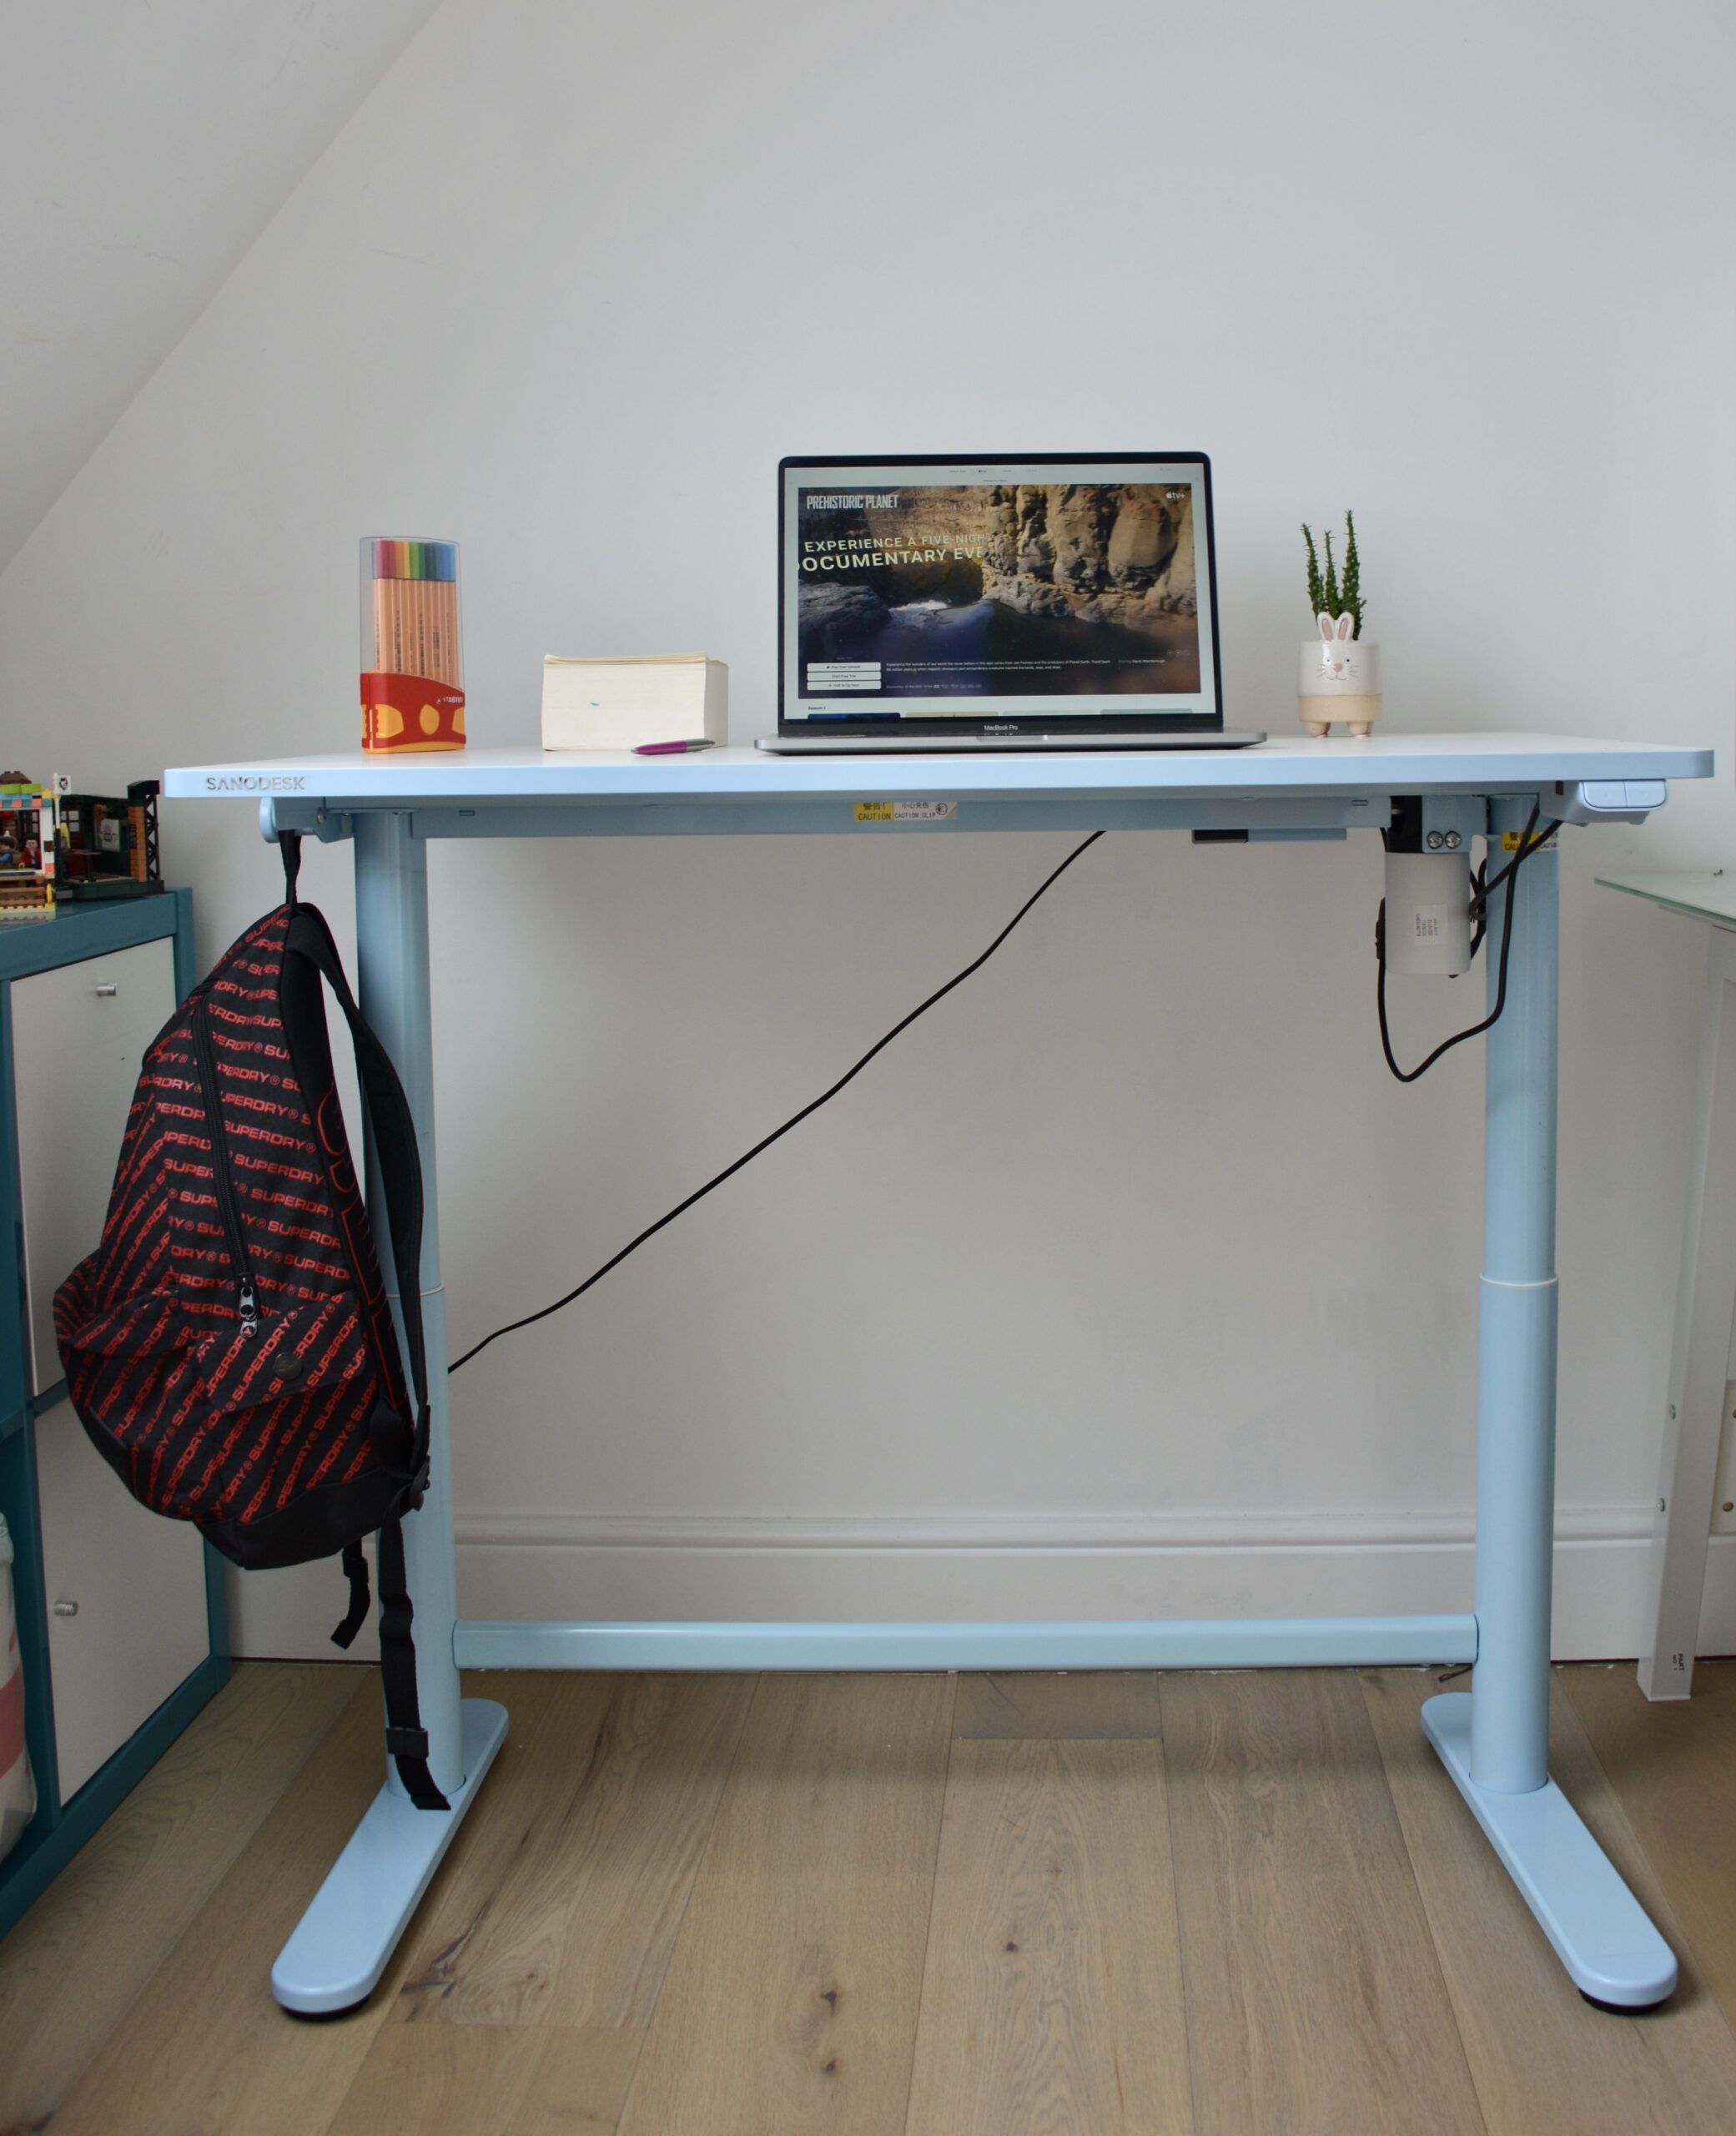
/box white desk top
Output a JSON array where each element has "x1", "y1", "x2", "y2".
[{"x1": 164, "y1": 732, "x2": 1712, "y2": 805}]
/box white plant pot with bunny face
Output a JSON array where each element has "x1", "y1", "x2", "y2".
[{"x1": 1299, "y1": 612, "x2": 1382, "y2": 736}]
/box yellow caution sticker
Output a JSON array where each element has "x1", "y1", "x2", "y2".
[
  {"x1": 853, "y1": 800, "x2": 959, "y2": 824},
  {"x1": 1500, "y1": 829, "x2": 1559, "y2": 851}
]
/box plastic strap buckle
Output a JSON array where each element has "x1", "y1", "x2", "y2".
[{"x1": 385, "y1": 1725, "x2": 430, "y2": 1761}]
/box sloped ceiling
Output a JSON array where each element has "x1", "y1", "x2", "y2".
[{"x1": 0, "y1": 0, "x2": 443, "y2": 572}]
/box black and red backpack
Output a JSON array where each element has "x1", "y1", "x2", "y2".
[{"x1": 53, "y1": 834, "x2": 446, "y2": 1808}]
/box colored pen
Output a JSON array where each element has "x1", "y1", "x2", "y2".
[{"x1": 632, "y1": 739, "x2": 717, "y2": 756}]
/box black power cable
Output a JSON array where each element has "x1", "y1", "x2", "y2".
[
  {"x1": 1465, "y1": 818, "x2": 1545, "y2": 958},
  {"x1": 449, "y1": 829, "x2": 1108, "y2": 1373},
  {"x1": 1376, "y1": 804, "x2": 1549, "y2": 1084}
]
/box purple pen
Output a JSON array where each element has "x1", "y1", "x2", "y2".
[{"x1": 632, "y1": 738, "x2": 717, "y2": 756}]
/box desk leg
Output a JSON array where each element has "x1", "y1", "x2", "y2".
[
  {"x1": 1638, "y1": 925, "x2": 1736, "y2": 1700},
  {"x1": 270, "y1": 810, "x2": 506, "y2": 2015},
  {"x1": 1422, "y1": 817, "x2": 1677, "y2": 2008}
]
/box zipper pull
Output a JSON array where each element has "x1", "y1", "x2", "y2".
[{"x1": 238, "y1": 1278, "x2": 259, "y2": 1338}]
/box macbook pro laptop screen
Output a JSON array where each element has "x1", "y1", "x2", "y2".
[{"x1": 778, "y1": 455, "x2": 1221, "y2": 734}]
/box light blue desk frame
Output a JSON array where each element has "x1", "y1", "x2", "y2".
[{"x1": 167, "y1": 734, "x2": 1709, "y2": 2016}]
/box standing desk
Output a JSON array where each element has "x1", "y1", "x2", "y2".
[{"x1": 164, "y1": 733, "x2": 1710, "y2": 2017}]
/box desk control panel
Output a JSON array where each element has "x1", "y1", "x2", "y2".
[{"x1": 1552, "y1": 778, "x2": 1668, "y2": 825}]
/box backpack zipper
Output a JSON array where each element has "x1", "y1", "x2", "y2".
[{"x1": 190, "y1": 999, "x2": 259, "y2": 1337}]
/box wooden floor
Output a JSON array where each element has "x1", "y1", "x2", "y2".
[{"x1": 4, "y1": 1662, "x2": 1736, "y2": 2134}]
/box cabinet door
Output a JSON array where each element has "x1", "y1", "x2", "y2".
[
  {"x1": 33, "y1": 1398, "x2": 209, "y2": 1801},
  {"x1": 11, "y1": 936, "x2": 176, "y2": 1393}
]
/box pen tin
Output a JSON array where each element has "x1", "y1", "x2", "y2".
[{"x1": 361, "y1": 537, "x2": 466, "y2": 752}]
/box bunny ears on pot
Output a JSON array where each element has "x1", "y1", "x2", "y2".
[{"x1": 1317, "y1": 612, "x2": 1356, "y2": 642}]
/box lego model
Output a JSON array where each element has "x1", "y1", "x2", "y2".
[
  {"x1": 55, "y1": 781, "x2": 163, "y2": 900},
  {"x1": 0, "y1": 775, "x2": 54, "y2": 922}
]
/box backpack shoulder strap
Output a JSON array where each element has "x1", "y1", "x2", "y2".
[
  {"x1": 278, "y1": 832, "x2": 448, "y2": 1812},
  {"x1": 280, "y1": 899, "x2": 429, "y2": 1429}
]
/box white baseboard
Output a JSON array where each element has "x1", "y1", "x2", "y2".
[
  {"x1": 229, "y1": 1507, "x2": 1736, "y2": 1664},
  {"x1": 450, "y1": 1508, "x2": 1736, "y2": 1665}
]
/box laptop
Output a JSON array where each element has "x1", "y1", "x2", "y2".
[{"x1": 758, "y1": 452, "x2": 1263, "y2": 753}]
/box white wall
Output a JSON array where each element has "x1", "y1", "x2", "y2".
[
  {"x1": 3, "y1": 0, "x2": 1733, "y2": 1658},
  {"x1": 0, "y1": 0, "x2": 443, "y2": 572}
]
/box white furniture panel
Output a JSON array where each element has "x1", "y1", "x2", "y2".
[
  {"x1": 33, "y1": 1398, "x2": 209, "y2": 1799},
  {"x1": 11, "y1": 934, "x2": 175, "y2": 1392},
  {"x1": 1598, "y1": 874, "x2": 1736, "y2": 1697}
]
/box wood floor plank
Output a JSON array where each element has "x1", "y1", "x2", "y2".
[
  {"x1": 616, "y1": 1673, "x2": 954, "y2": 2136},
  {"x1": 546, "y1": 1674, "x2": 753, "y2": 2028},
  {"x1": 1162, "y1": 1669, "x2": 1486, "y2": 2136},
  {"x1": 905, "y1": 1735, "x2": 1192, "y2": 2134},
  {"x1": 0, "y1": 1660, "x2": 360, "y2": 2133},
  {"x1": 395, "y1": 1673, "x2": 618, "y2": 2022},
  {"x1": 1363, "y1": 1668, "x2": 1736, "y2": 2134},
  {"x1": 327, "y1": 2021, "x2": 645, "y2": 2135},
  {"x1": 1562, "y1": 1660, "x2": 1736, "y2": 2033},
  {"x1": 44, "y1": 1672, "x2": 551, "y2": 2136},
  {"x1": 399, "y1": 1673, "x2": 753, "y2": 2030},
  {"x1": 953, "y1": 1670, "x2": 1164, "y2": 1740},
  {"x1": 44, "y1": 1670, "x2": 384, "y2": 2136}
]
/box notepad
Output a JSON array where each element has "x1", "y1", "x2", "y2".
[{"x1": 541, "y1": 655, "x2": 728, "y2": 752}]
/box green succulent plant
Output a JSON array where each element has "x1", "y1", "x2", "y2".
[{"x1": 1301, "y1": 511, "x2": 1364, "y2": 637}]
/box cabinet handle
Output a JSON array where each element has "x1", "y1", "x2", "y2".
[
  {"x1": 53, "y1": 1598, "x2": 78, "y2": 1616},
  {"x1": 93, "y1": 982, "x2": 118, "y2": 998}
]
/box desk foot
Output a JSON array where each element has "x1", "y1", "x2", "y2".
[
  {"x1": 271, "y1": 1697, "x2": 509, "y2": 2016},
  {"x1": 1422, "y1": 1693, "x2": 1677, "y2": 2008}
]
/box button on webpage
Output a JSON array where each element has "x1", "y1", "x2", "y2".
[{"x1": 806, "y1": 662, "x2": 882, "y2": 689}]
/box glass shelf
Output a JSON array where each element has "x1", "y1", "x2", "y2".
[{"x1": 1596, "y1": 871, "x2": 1736, "y2": 929}]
